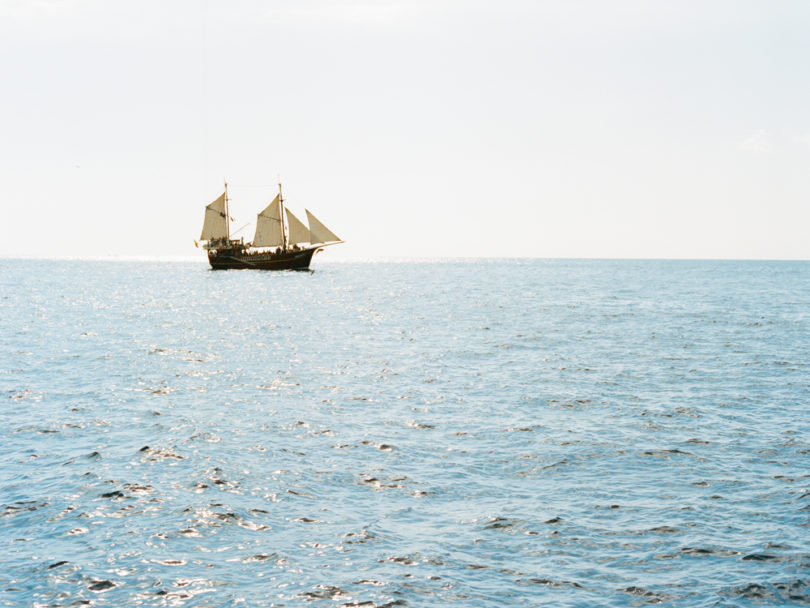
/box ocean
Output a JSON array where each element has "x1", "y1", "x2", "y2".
[{"x1": 2, "y1": 258, "x2": 809, "y2": 607}]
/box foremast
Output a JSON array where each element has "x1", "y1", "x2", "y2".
[
  {"x1": 200, "y1": 180, "x2": 232, "y2": 249},
  {"x1": 278, "y1": 183, "x2": 288, "y2": 251}
]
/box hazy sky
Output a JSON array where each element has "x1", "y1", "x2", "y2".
[{"x1": 2, "y1": 0, "x2": 808, "y2": 259}]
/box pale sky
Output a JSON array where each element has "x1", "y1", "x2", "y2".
[{"x1": 2, "y1": 0, "x2": 808, "y2": 259}]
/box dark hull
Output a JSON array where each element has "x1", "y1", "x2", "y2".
[{"x1": 208, "y1": 247, "x2": 318, "y2": 270}]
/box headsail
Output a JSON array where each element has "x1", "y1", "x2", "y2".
[
  {"x1": 285, "y1": 208, "x2": 310, "y2": 245},
  {"x1": 253, "y1": 195, "x2": 284, "y2": 247},
  {"x1": 306, "y1": 210, "x2": 341, "y2": 244},
  {"x1": 200, "y1": 192, "x2": 229, "y2": 241}
]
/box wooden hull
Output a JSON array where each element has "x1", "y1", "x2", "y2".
[{"x1": 208, "y1": 247, "x2": 318, "y2": 270}]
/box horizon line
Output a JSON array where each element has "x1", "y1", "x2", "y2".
[{"x1": 2, "y1": 254, "x2": 809, "y2": 263}]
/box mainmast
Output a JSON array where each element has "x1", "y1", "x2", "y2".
[
  {"x1": 224, "y1": 180, "x2": 231, "y2": 241},
  {"x1": 278, "y1": 182, "x2": 288, "y2": 251}
]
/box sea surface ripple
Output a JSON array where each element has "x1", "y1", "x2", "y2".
[{"x1": 2, "y1": 258, "x2": 809, "y2": 607}]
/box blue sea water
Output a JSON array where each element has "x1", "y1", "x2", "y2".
[{"x1": 1, "y1": 258, "x2": 809, "y2": 607}]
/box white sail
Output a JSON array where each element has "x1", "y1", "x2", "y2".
[
  {"x1": 306, "y1": 210, "x2": 341, "y2": 244},
  {"x1": 286, "y1": 209, "x2": 310, "y2": 245},
  {"x1": 253, "y1": 195, "x2": 284, "y2": 247},
  {"x1": 200, "y1": 192, "x2": 228, "y2": 240}
]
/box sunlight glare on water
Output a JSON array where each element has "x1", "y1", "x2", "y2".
[{"x1": 1, "y1": 259, "x2": 809, "y2": 607}]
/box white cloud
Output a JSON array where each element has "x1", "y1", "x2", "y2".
[
  {"x1": 793, "y1": 132, "x2": 810, "y2": 149},
  {"x1": 0, "y1": 0, "x2": 89, "y2": 19},
  {"x1": 738, "y1": 130, "x2": 810, "y2": 154},
  {"x1": 261, "y1": 0, "x2": 433, "y2": 25},
  {"x1": 738, "y1": 129, "x2": 774, "y2": 154}
]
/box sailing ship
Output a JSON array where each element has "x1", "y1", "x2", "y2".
[{"x1": 199, "y1": 182, "x2": 342, "y2": 270}]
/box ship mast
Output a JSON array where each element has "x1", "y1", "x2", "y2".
[
  {"x1": 224, "y1": 179, "x2": 231, "y2": 241},
  {"x1": 278, "y1": 182, "x2": 288, "y2": 251}
]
